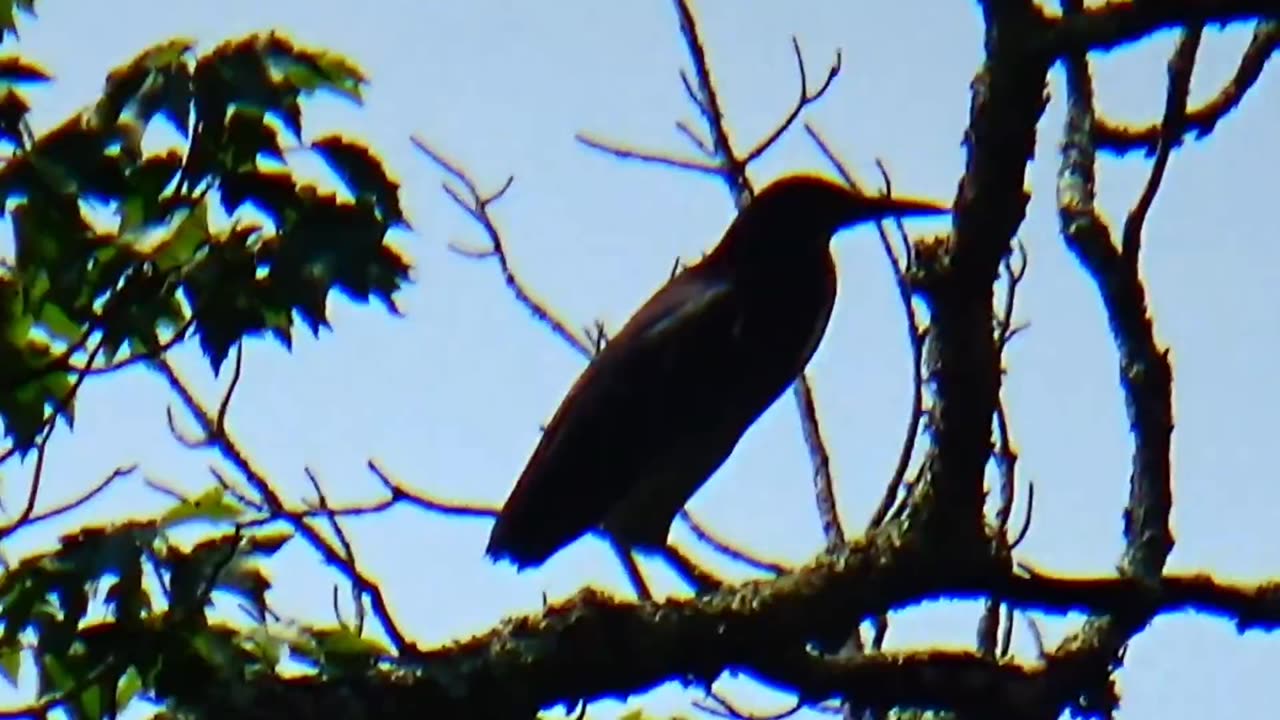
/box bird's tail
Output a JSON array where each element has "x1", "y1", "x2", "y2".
[{"x1": 485, "y1": 509, "x2": 564, "y2": 569}]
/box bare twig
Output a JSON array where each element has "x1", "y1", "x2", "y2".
[
  {"x1": 215, "y1": 343, "x2": 245, "y2": 434},
  {"x1": 1094, "y1": 19, "x2": 1279, "y2": 154},
  {"x1": 1121, "y1": 24, "x2": 1202, "y2": 266},
  {"x1": 368, "y1": 461, "x2": 500, "y2": 519},
  {"x1": 804, "y1": 128, "x2": 929, "y2": 534},
  {"x1": 795, "y1": 376, "x2": 843, "y2": 550},
  {"x1": 671, "y1": 0, "x2": 749, "y2": 203},
  {"x1": 305, "y1": 467, "x2": 366, "y2": 633},
  {"x1": 675, "y1": 120, "x2": 715, "y2": 157},
  {"x1": 412, "y1": 136, "x2": 592, "y2": 358},
  {"x1": 992, "y1": 244, "x2": 1027, "y2": 536},
  {"x1": 154, "y1": 359, "x2": 415, "y2": 655},
  {"x1": 677, "y1": 510, "x2": 789, "y2": 576},
  {"x1": 0, "y1": 464, "x2": 136, "y2": 546},
  {"x1": 987, "y1": 248, "x2": 1026, "y2": 661},
  {"x1": 572, "y1": 134, "x2": 722, "y2": 176},
  {"x1": 740, "y1": 38, "x2": 842, "y2": 164},
  {"x1": 1009, "y1": 482, "x2": 1035, "y2": 550}
]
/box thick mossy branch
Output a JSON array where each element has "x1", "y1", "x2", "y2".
[
  {"x1": 913, "y1": 1, "x2": 1050, "y2": 539},
  {"x1": 176, "y1": 543, "x2": 1280, "y2": 719}
]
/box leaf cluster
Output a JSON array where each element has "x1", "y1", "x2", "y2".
[
  {"x1": 0, "y1": 32, "x2": 411, "y2": 452},
  {"x1": 0, "y1": 489, "x2": 388, "y2": 719}
]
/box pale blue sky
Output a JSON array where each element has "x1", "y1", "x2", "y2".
[{"x1": 1, "y1": 2, "x2": 1277, "y2": 718}]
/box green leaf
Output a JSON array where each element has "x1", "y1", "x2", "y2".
[
  {"x1": 214, "y1": 562, "x2": 271, "y2": 621},
  {"x1": 182, "y1": 229, "x2": 278, "y2": 372},
  {"x1": 222, "y1": 107, "x2": 284, "y2": 170},
  {"x1": 310, "y1": 135, "x2": 405, "y2": 226},
  {"x1": 239, "y1": 531, "x2": 291, "y2": 558},
  {"x1": 0, "y1": 635, "x2": 21, "y2": 687},
  {"x1": 267, "y1": 193, "x2": 410, "y2": 334},
  {"x1": 98, "y1": 38, "x2": 195, "y2": 130},
  {"x1": 0, "y1": 1, "x2": 36, "y2": 46},
  {"x1": 0, "y1": 56, "x2": 48, "y2": 83},
  {"x1": 37, "y1": 651, "x2": 74, "y2": 704},
  {"x1": 288, "y1": 625, "x2": 385, "y2": 677},
  {"x1": 0, "y1": 87, "x2": 29, "y2": 148},
  {"x1": 219, "y1": 168, "x2": 298, "y2": 227},
  {"x1": 119, "y1": 150, "x2": 184, "y2": 235},
  {"x1": 35, "y1": 301, "x2": 81, "y2": 344},
  {"x1": 96, "y1": 265, "x2": 187, "y2": 362},
  {"x1": 152, "y1": 198, "x2": 209, "y2": 270},
  {"x1": 264, "y1": 35, "x2": 366, "y2": 106},
  {"x1": 309, "y1": 626, "x2": 387, "y2": 658},
  {"x1": 73, "y1": 675, "x2": 105, "y2": 720},
  {"x1": 0, "y1": 337, "x2": 72, "y2": 451},
  {"x1": 115, "y1": 665, "x2": 143, "y2": 711},
  {"x1": 244, "y1": 625, "x2": 284, "y2": 669},
  {"x1": 17, "y1": 116, "x2": 128, "y2": 203},
  {"x1": 158, "y1": 486, "x2": 245, "y2": 529}
]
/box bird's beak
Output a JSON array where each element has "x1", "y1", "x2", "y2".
[{"x1": 848, "y1": 195, "x2": 950, "y2": 224}]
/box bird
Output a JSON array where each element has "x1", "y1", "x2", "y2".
[{"x1": 486, "y1": 174, "x2": 948, "y2": 591}]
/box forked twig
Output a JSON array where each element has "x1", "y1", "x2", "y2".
[{"x1": 412, "y1": 136, "x2": 592, "y2": 358}]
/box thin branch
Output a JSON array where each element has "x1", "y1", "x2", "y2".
[
  {"x1": 993, "y1": 243, "x2": 1027, "y2": 536},
  {"x1": 1009, "y1": 481, "x2": 1035, "y2": 550},
  {"x1": 412, "y1": 136, "x2": 593, "y2": 358},
  {"x1": 675, "y1": 120, "x2": 715, "y2": 157},
  {"x1": 215, "y1": 342, "x2": 245, "y2": 433},
  {"x1": 1121, "y1": 24, "x2": 1203, "y2": 265},
  {"x1": 368, "y1": 461, "x2": 499, "y2": 519},
  {"x1": 1048, "y1": 1, "x2": 1278, "y2": 62},
  {"x1": 16, "y1": 464, "x2": 135, "y2": 528},
  {"x1": 795, "y1": 376, "x2": 843, "y2": 550},
  {"x1": 153, "y1": 359, "x2": 415, "y2": 655},
  {"x1": 804, "y1": 128, "x2": 929, "y2": 534},
  {"x1": 671, "y1": 0, "x2": 749, "y2": 203},
  {"x1": 1096, "y1": 19, "x2": 1278, "y2": 153},
  {"x1": 305, "y1": 467, "x2": 367, "y2": 633},
  {"x1": 740, "y1": 38, "x2": 842, "y2": 164},
  {"x1": 573, "y1": 134, "x2": 722, "y2": 175},
  {"x1": 677, "y1": 510, "x2": 790, "y2": 576}
]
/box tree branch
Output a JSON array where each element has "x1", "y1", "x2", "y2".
[
  {"x1": 1095, "y1": 19, "x2": 1279, "y2": 154},
  {"x1": 173, "y1": 536, "x2": 1280, "y2": 719},
  {"x1": 909, "y1": 0, "x2": 1048, "y2": 539},
  {"x1": 1049, "y1": 2, "x2": 1180, "y2": 712},
  {"x1": 1047, "y1": 0, "x2": 1278, "y2": 56}
]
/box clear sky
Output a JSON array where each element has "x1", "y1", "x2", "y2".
[{"x1": 1, "y1": 2, "x2": 1277, "y2": 718}]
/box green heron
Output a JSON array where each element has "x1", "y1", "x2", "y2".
[{"x1": 486, "y1": 174, "x2": 948, "y2": 593}]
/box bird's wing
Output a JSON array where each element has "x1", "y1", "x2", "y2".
[{"x1": 487, "y1": 266, "x2": 741, "y2": 565}]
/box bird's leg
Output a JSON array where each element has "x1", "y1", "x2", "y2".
[
  {"x1": 610, "y1": 539, "x2": 654, "y2": 601},
  {"x1": 659, "y1": 545, "x2": 724, "y2": 595}
]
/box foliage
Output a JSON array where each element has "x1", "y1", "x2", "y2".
[
  {"x1": 0, "y1": 491, "x2": 386, "y2": 719},
  {"x1": 0, "y1": 22, "x2": 408, "y2": 719},
  {"x1": 0, "y1": 31, "x2": 410, "y2": 452}
]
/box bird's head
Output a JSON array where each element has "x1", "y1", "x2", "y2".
[{"x1": 716, "y1": 174, "x2": 949, "y2": 265}]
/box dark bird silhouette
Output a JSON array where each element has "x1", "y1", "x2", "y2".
[{"x1": 486, "y1": 174, "x2": 948, "y2": 586}]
